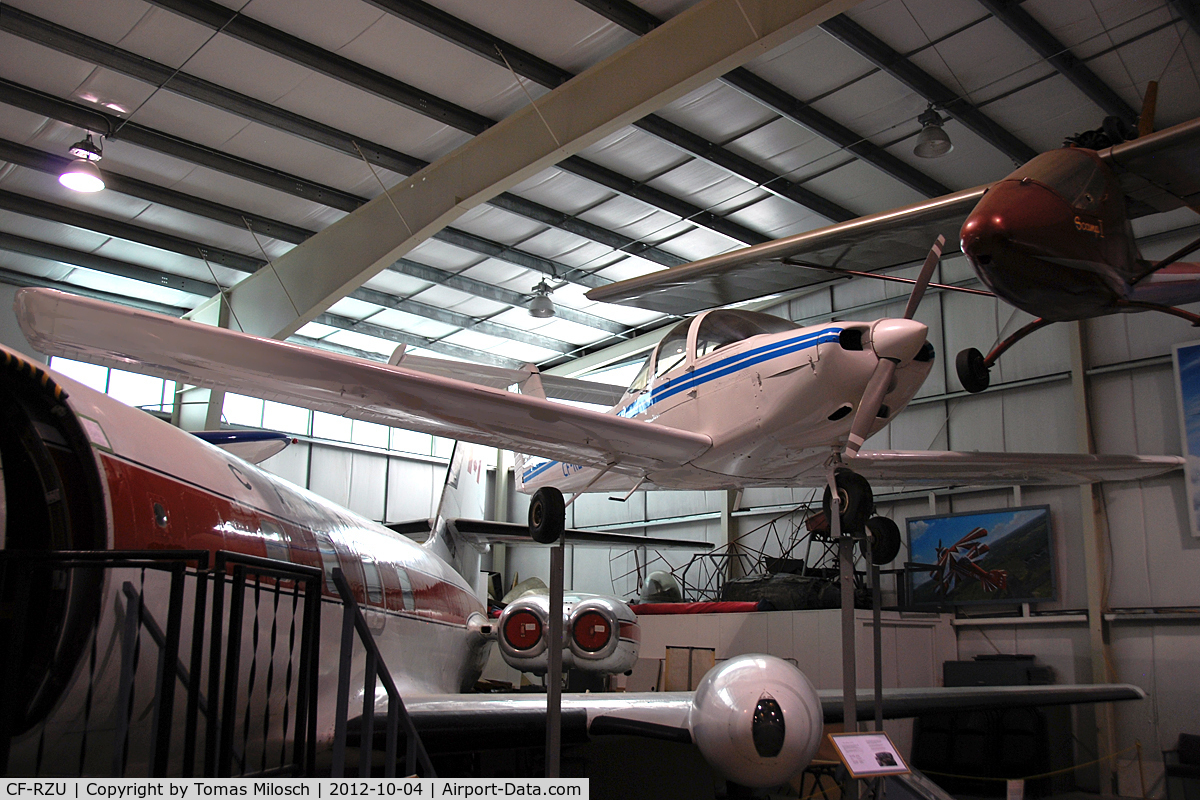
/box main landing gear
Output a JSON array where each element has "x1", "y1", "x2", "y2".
[
  {"x1": 821, "y1": 468, "x2": 900, "y2": 566},
  {"x1": 528, "y1": 486, "x2": 566, "y2": 543}
]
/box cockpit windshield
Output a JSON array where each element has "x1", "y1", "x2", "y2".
[
  {"x1": 1010, "y1": 149, "x2": 1108, "y2": 213},
  {"x1": 696, "y1": 310, "x2": 798, "y2": 359}
]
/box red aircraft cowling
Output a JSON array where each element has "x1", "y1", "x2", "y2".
[{"x1": 960, "y1": 147, "x2": 1141, "y2": 321}]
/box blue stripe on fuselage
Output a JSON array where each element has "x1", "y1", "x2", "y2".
[{"x1": 520, "y1": 327, "x2": 843, "y2": 484}]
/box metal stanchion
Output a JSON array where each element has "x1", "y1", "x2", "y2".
[{"x1": 546, "y1": 537, "x2": 565, "y2": 778}]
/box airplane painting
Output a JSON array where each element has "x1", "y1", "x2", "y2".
[
  {"x1": 0, "y1": 343, "x2": 1146, "y2": 786},
  {"x1": 584, "y1": 114, "x2": 1200, "y2": 395}
]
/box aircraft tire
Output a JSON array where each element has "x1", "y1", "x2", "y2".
[
  {"x1": 862, "y1": 516, "x2": 902, "y2": 565},
  {"x1": 956, "y1": 347, "x2": 990, "y2": 393},
  {"x1": 822, "y1": 468, "x2": 872, "y2": 533},
  {"x1": 528, "y1": 486, "x2": 566, "y2": 543}
]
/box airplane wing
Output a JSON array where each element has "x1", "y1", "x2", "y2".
[
  {"x1": 587, "y1": 117, "x2": 1200, "y2": 316},
  {"x1": 1103, "y1": 116, "x2": 1200, "y2": 216},
  {"x1": 387, "y1": 518, "x2": 712, "y2": 550},
  {"x1": 846, "y1": 449, "x2": 1182, "y2": 485},
  {"x1": 585, "y1": 186, "x2": 987, "y2": 315},
  {"x1": 389, "y1": 683, "x2": 1145, "y2": 752},
  {"x1": 15, "y1": 288, "x2": 711, "y2": 474},
  {"x1": 391, "y1": 351, "x2": 626, "y2": 406}
]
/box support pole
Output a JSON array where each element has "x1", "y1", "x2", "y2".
[
  {"x1": 829, "y1": 460, "x2": 858, "y2": 800},
  {"x1": 872, "y1": 562, "x2": 883, "y2": 732},
  {"x1": 546, "y1": 538, "x2": 565, "y2": 778},
  {"x1": 1070, "y1": 321, "x2": 1117, "y2": 795}
]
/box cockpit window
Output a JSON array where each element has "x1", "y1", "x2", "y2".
[
  {"x1": 628, "y1": 357, "x2": 652, "y2": 394},
  {"x1": 1011, "y1": 149, "x2": 1107, "y2": 213},
  {"x1": 654, "y1": 319, "x2": 691, "y2": 378},
  {"x1": 696, "y1": 310, "x2": 799, "y2": 360}
]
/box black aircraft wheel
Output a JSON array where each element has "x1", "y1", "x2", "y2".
[
  {"x1": 862, "y1": 516, "x2": 902, "y2": 565},
  {"x1": 822, "y1": 468, "x2": 873, "y2": 534},
  {"x1": 528, "y1": 487, "x2": 566, "y2": 544},
  {"x1": 956, "y1": 347, "x2": 991, "y2": 393}
]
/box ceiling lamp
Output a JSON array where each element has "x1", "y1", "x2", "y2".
[
  {"x1": 59, "y1": 133, "x2": 105, "y2": 192},
  {"x1": 528, "y1": 279, "x2": 555, "y2": 318},
  {"x1": 914, "y1": 106, "x2": 952, "y2": 159}
]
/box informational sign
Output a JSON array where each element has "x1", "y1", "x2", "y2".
[
  {"x1": 828, "y1": 732, "x2": 911, "y2": 778},
  {"x1": 1172, "y1": 340, "x2": 1200, "y2": 538}
]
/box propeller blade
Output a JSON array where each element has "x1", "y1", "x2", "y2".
[
  {"x1": 1139, "y1": 80, "x2": 1157, "y2": 138},
  {"x1": 903, "y1": 234, "x2": 946, "y2": 320},
  {"x1": 845, "y1": 358, "x2": 896, "y2": 458}
]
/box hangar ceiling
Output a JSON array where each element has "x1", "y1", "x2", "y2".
[{"x1": 1, "y1": 0, "x2": 1198, "y2": 381}]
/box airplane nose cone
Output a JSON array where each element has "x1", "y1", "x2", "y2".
[
  {"x1": 960, "y1": 209, "x2": 1009, "y2": 266},
  {"x1": 871, "y1": 318, "x2": 928, "y2": 363}
]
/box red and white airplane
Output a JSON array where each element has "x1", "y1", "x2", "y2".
[{"x1": 3, "y1": 275, "x2": 1166, "y2": 784}]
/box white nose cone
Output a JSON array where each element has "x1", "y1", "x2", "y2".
[
  {"x1": 870, "y1": 318, "x2": 928, "y2": 363},
  {"x1": 689, "y1": 654, "x2": 824, "y2": 787}
]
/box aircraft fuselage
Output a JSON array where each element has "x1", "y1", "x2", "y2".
[{"x1": 518, "y1": 311, "x2": 934, "y2": 493}]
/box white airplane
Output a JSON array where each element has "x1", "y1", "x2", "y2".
[{"x1": 3, "y1": 256, "x2": 1167, "y2": 784}]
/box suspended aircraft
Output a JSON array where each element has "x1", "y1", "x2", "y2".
[
  {"x1": 584, "y1": 113, "x2": 1200, "y2": 395},
  {"x1": 14, "y1": 236, "x2": 1184, "y2": 551},
  {"x1": 0, "y1": 337, "x2": 1149, "y2": 786}
]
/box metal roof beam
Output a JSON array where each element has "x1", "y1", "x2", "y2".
[
  {"x1": 0, "y1": 14, "x2": 686, "y2": 269},
  {"x1": 370, "y1": 0, "x2": 855, "y2": 221},
  {"x1": 820, "y1": 14, "x2": 1040, "y2": 164},
  {"x1": 134, "y1": 0, "x2": 772, "y2": 248},
  {"x1": 574, "y1": 0, "x2": 951, "y2": 198},
  {"x1": 0, "y1": 131, "x2": 634, "y2": 339},
  {"x1": 0, "y1": 188, "x2": 580, "y2": 353},
  {"x1": 312, "y1": 312, "x2": 523, "y2": 369},
  {"x1": 0, "y1": 136, "x2": 314, "y2": 244},
  {"x1": 389, "y1": 260, "x2": 628, "y2": 335},
  {"x1": 975, "y1": 0, "x2": 1139, "y2": 126},
  {"x1": 347, "y1": 285, "x2": 575, "y2": 353},
  {"x1": 143, "y1": 0, "x2": 493, "y2": 135},
  {"x1": 1169, "y1": 0, "x2": 1200, "y2": 39},
  {"x1": 0, "y1": 230, "x2": 220, "y2": 297}
]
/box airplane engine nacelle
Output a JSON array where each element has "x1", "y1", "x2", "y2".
[
  {"x1": 689, "y1": 654, "x2": 823, "y2": 788},
  {"x1": 497, "y1": 594, "x2": 639, "y2": 676}
]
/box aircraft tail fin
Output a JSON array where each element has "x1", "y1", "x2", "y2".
[{"x1": 421, "y1": 441, "x2": 493, "y2": 594}]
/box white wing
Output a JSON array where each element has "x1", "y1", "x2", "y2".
[
  {"x1": 16, "y1": 289, "x2": 710, "y2": 475},
  {"x1": 847, "y1": 449, "x2": 1182, "y2": 485}
]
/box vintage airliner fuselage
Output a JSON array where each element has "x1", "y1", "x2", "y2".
[{"x1": 517, "y1": 309, "x2": 935, "y2": 494}]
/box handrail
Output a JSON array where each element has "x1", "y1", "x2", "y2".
[{"x1": 329, "y1": 567, "x2": 436, "y2": 778}]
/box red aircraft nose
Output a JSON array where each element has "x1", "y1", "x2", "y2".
[{"x1": 960, "y1": 209, "x2": 1008, "y2": 267}]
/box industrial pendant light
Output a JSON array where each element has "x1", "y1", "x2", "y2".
[
  {"x1": 59, "y1": 133, "x2": 105, "y2": 192},
  {"x1": 914, "y1": 106, "x2": 953, "y2": 159},
  {"x1": 528, "y1": 279, "x2": 555, "y2": 318}
]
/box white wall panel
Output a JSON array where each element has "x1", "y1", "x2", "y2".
[
  {"x1": 258, "y1": 440, "x2": 309, "y2": 488},
  {"x1": 646, "y1": 489, "x2": 714, "y2": 519},
  {"x1": 385, "y1": 458, "x2": 443, "y2": 521},
  {"x1": 946, "y1": 391, "x2": 1006, "y2": 451},
  {"x1": 572, "y1": 490, "x2": 646, "y2": 527},
  {"x1": 1086, "y1": 313, "x2": 1132, "y2": 366},
  {"x1": 888, "y1": 400, "x2": 950, "y2": 452},
  {"x1": 307, "y1": 445, "x2": 352, "y2": 508},
  {"x1": 1001, "y1": 382, "x2": 1076, "y2": 453},
  {"x1": 346, "y1": 451, "x2": 387, "y2": 521}
]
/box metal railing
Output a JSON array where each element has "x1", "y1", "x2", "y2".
[
  {"x1": 0, "y1": 549, "x2": 322, "y2": 778},
  {"x1": 329, "y1": 567, "x2": 435, "y2": 778}
]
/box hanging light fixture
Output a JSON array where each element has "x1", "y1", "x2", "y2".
[
  {"x1": 59, "y1": 133, "x2": 105, "y2": 192},
  {"x1": 914, "y1": 106, "x2": 953, "y2": 159},
  {"x1": 528, "y1": 279, "x2": 555, "y2": 318}
]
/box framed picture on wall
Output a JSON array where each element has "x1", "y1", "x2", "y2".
[
  {"x1": 906, "y1": 505, "x2": 1056, "y2": 608},
  {"x1": 1172, "y1": 340, "x2": 1200, "y2": 538}
]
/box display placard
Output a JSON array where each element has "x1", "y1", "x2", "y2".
[{"x1": 828, "y1": 732, "x2": 911, "y2": 778}]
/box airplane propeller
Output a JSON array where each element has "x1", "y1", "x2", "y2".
[{"x1": 843, "y1": 235, "x2": 943, "y2": 459}]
